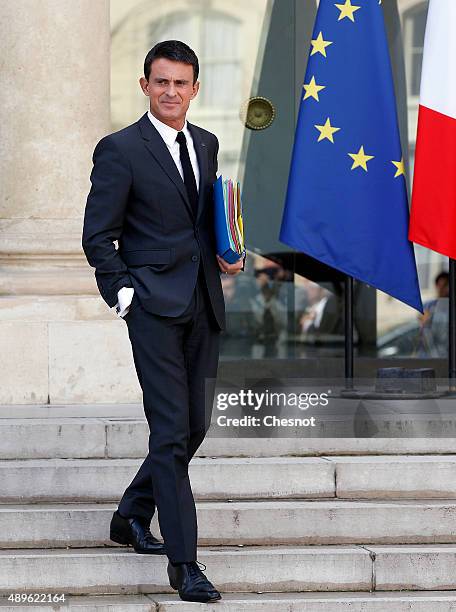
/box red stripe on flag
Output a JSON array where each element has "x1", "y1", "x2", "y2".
[{"x1": 409, "y1": 104, "x2": 456, "y2": 259}]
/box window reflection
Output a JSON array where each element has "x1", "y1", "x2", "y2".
[
  {"x1": 378, "y1": 272, "x2": 449, "y2": 358},
  {"x1": 220, "y1": 255, "x2": 349, "y2": 361},
  {"x1": 220, "y1": 254, "x2": 292, "y2": 360}
]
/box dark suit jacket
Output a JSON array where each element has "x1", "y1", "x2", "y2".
[
  {"x1": 306, "y1": 294, "x2": 344, "y2": 336},
  {"x1": 82, "y1": 112, "x2": 225, "y2": 330}
]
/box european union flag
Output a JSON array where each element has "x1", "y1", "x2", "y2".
[{"x1": 279, "y1": 0, "x2": 423, "y2": 312}]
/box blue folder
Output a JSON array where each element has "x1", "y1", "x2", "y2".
[{"x1": 213, "y1": 175, "x2": 245, "y2": 264}]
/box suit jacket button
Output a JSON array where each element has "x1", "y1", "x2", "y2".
[{"x1": 191, "y1": 255, "x2": 199, "y2": 262}]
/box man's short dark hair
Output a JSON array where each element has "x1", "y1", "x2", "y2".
[
  {"x1": 144, "y1": 40, "x2": 199, "y2": 84},
  {"x1": 435, "y1": 271, "x2": 449, "y2": 285}
]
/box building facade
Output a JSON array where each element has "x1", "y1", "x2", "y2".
[{"x1": 0, "y1": 0, "x2": 447, "y2": 404}]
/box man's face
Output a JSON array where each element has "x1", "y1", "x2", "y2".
[
  {"x1": 436, "y1": 278, "x2": 449, "y2": 298},
  {"x1": 306, "y1": 283, "x2": 324, "y2": 305},
  {"x1": 140, "y1": 58, "x2": 199, "y2": 129}
]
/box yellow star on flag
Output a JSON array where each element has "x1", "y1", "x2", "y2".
[
  {"x1": 335, "y1": 0, "x2": 361, "y2": 22},
  {"x1": 391, "y1": 157, "x2": 405, "y2": 178},
  {"x1": 303, "y1": 76, "x2": 326, "y2": 101},
  {"x1": 310, "y1": 32, "x2": 333, "y2": 57},
  {"x1": 348, "y1": 146, "x2": 374, "y2": 171},
  {"x1": 314, "y1": 118, "x2": 341, "y2": 143}
]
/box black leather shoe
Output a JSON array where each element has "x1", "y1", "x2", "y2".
[
  {"x1": 167, "y1": 560, "x2": 222, "y2": 603},
  {"x1": 109, "y1": 510, "x2": 165, "y2": 554}
]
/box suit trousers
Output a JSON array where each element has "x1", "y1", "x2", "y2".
[{"x1": 117, "y1": 264, "x2": 221, "y2": 562}]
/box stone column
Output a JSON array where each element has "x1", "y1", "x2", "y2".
[
  {"x1": 0, "y1": 0, "x2": 110, "y2": 297},
  {"x1": 0, "y1": 1, "x2": 137, "y2": 404}
]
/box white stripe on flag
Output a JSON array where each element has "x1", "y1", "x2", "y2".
[{"x1": 420, "y1": 0, "x2": 456, "y2": 120}]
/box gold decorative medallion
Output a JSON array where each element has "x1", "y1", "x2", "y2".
[{"x1": 241, "y1": 97, "x2": 276, "y2": 130}]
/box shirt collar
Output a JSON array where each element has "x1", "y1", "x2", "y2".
[{"x1": 147, "y1": 110, "x2": 190, "y2": 147}]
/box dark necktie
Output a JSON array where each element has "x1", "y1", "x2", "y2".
[{"x1": 176, "y1": 131, "x2": 198, "y2": 218}]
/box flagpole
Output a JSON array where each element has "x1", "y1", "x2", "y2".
[
  {"x1": 345, "y1": 275, "x2": 354, "y2": 388},
  {"x1": 449, "y1": 259, "x2": 456, "y2": 389}
]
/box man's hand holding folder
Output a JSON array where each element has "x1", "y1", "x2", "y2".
[{"x1": 214, "y1": 176, "x2": 246, "y2": 275}]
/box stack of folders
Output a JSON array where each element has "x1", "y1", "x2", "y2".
[{"x1": 213, "y1": 175, "x2": 245, "y2": 264}]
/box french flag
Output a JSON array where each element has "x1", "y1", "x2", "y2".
[{"x1": 409, "y1": 0, "x2": 456, "y2": 259}]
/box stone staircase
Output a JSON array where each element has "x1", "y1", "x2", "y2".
[{"x1": 1, "y1": 404, "x2": 456, "y2": 610}]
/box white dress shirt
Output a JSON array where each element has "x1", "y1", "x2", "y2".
[
  {"x1": 147, "y1": 110, "x2": 200, "y2": 189},
  {"x1": 302, "y1": 296, "x2": 329, "y2": 333},
  {"x1": 115, "y1": 111, "x2": 200, "y2": 318}
]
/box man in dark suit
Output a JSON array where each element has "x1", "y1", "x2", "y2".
[{"x1": 82, "y1": 40, "x2": 243, "y2": 603}]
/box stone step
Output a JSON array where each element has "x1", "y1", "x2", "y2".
[
  {"x1": 333, "y1": 455, "x2": 456, "y2": 499},
  {"x1": 3, "y1": 455, "x2": 456, "y2": 502},
  {"x1": 2, "y1": 545, "x2": 456, "y2": 595},
  {"x1": 3, "y1": 592, "x2": 456, "y2": 611},
  {"x1": 1, "y1": 409, "x2": 456, "y2": 459},
  {"x1": 148, "y1": 591, "x2": 456, "y2": 611},
  {"x1": 2, "y1": 500, "x2": 456, "y2": 549},
  {"x1": 0, "y1": 457, "x2": 334, "y2": 502},
  {"x1": 0, "y1": 545, "x2": 372, "y2": 594}
]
